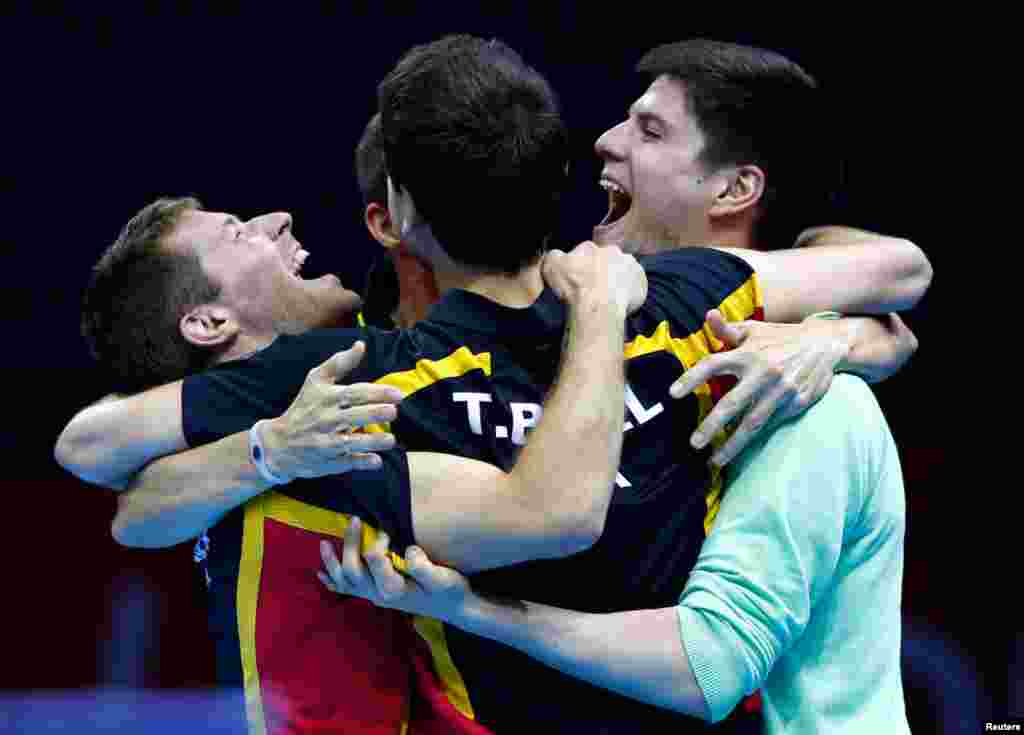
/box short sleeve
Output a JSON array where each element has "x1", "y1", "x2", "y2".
[
  {"x1": 631, "y1": 247, "x2": 763, "y2": 341},
  {"x1": 280, "y1": 446, "x2": 416, "y2": 552},
  {"x1": 182, "y1": 328, "x2": 367, "y2": 447}
]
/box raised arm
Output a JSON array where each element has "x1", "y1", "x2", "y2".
[
  {"x1": 54, "y1": 382, "x2": 186, "y2": 491},
  {"x1": 719, "y1": 227, "x2": 932, "y2": 322},
  {"x1": 406, "y1": 242, "x2": 643, "y2": 571},
  {"x1": 110, "y1": 343, "x2": 402, "y2": 547}
]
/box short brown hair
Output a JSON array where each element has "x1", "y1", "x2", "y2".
[
  {"x1": 355, "y1": 113, "x2": 388, "y2": 207},
  {"x1": 81, "y1": 197, "x2": 222, "y2": 392},
  {"x1": 638, "y1": 40, "x2": 837, "y2": 249}
]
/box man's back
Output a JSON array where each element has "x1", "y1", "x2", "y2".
[
  {"x1": 679, "y1": 374, "x2": 909, "y2": 733},
  {"x1": 184, "y1": 247, "x2": 762, "y2": 732}
]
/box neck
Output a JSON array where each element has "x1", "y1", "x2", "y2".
[
  {"x1": 704, "y1": 216, "x2": 757, "y2": 250},
  {"x1": 432, "y1": 259, "x2": 545, "y2": 308},
  {"x1": 409, "y1": 226, "x2": 546, "y2": 307},
  {"x1": 212, "y1": 332, "x2": 276, "y2": 365},
  {"x1": 666, "y1": 222, "x2": 756, "y2": 251}
]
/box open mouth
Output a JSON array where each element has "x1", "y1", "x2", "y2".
[{"x1": 598, "y1": 177, "x2": 632, "y2": 228}]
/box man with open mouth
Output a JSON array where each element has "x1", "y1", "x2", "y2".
[{"x1": 58, "y1": 36, "x2": 929, "y2": 735}]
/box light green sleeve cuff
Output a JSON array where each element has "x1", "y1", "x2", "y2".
[{"x1": 677, "y1": 602, "x2": 750, "y2": 724}]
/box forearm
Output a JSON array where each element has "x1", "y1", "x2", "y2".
[
  {"x1": 112, "y1": 431, "x2": 273, "y2": 548},
  {"x1": 801, "y1": 227, "x2": 933, "y2": 312},
  {"x1": 723, "y1": 231, "x2": 932, "y2": 322},
  {"x1": 455, "y1": 598, "x2": 708, "y2": 719},
  {"x1": 510, "y1": 294, "x2": 626, "y2": 546},
  {"x1": 54, "y1": 383, "x2": 185, "y2": 490}
]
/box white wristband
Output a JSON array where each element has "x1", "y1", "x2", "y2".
[{"x1": 249, "y1": 420, "x2": 288, "y2": 485}]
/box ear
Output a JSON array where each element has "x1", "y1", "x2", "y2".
[
  {"x1": 365, "y1": 202, "x2": 401, "y2": 250},
  {"x1": 709, "y1": 164, "x2": 765, "y2": 220},
  {"x1": 180, "y1": 304, "x2": 240, "y2": 349}
]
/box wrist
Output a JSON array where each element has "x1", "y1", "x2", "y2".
[
  {"x1": 456, "y1": 593, "x2": 505, "y2": 640},
  {"x1": 250, "y1": 419, "x2": 290, "y2": 485},
  {"x1": 568, "y1": 290, "x2": 628, "y2": 324},
  {"x1": 830, "y1": 318, "x2": 860, "y2": 373}
]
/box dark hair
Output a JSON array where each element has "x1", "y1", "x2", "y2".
[
  {"x1": 355, "y1": 113, "x2": 389, "y2": 207},
  {"x1": 638, "y1": 39, "x2": 839, "y2": 249},
  {"x1": 378, "y1": 35, "x2": 569, "y2": 274},
  {"x1": 360, "y1": 252, "x2": 400, "y2": 329},
  {"x1": 81, "y1": 197, "x2": 223, "y2": 393}
]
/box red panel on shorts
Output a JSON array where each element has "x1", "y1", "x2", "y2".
[{"x1": 256, "y1": 519, "x2": 412, "y2": 734}]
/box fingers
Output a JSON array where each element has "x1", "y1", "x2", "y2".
[
  {"x1": 363, "y1": 532, "x2": 405, "y2": 599},
  {"x1": 690, "y1": 363, "x2": 778, "y2": 450},
  {"x1": 337, "y1": 383, "x2": 404, "y2": 410},
  {"x1": 710, "y1": 378, "x2": 794, "y2": 466},
  {"x1": 320, "y1": 538, "x2": 344, "y2": 590},
  {"x1": 405, "y1": 545, "x2": 457, "y2": 592},
  {"x1": 782, "y1": 355, "x2": 834, "y2": 422},
  {"x1": 669, "y1": 352, "x2": 744, "y2": 400},
  {"x1": 327, "y1": 342, "x2": 367, "y2": 382},
  {"x1": 338, "y1": 429, "x2": 396, "y2": 453},
  {"x1": 318, "y1": 520, "x2": 403, "y2": 601},
  {"x1": 317, "y1": 570, "x2": 338, "y2": 593},
  {"x1": 405, "y1": 546, "x2": 442, "y2": 590},
  {"x1": 341, "y1": 516, "x2": 365, "y2": 588},
  {"x1": 540, "y1": 250, "x2": 567, "y2": 293},
  {"x1": 312, "y1": 342, "x2": 366, "y2": 384},
  {"x1": 706, "y1": 309, "x2": 748, "y2": 350},
  {"x1": 343, "y1": 452, "x2": 385, "y2": 471},
  {"x1": 337, "y1": 403, "x2": 400, "y2": 430}
]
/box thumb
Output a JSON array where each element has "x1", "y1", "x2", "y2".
[
  {"x1": 707, "y1": 310, "x2": 747, "y2": 349},
  {"x1": 319, "y1": 341, "x2": 366, "y2": 383},
  {"x1": 405, "y1": 546, "x2": 452, "y2": 589}
]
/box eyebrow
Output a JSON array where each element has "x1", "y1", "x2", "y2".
[
  {"x1": 221, "y1": 215, "x2": 242, "y2": 231},
  {"x1": 630, "y1": 105, "x2": 670, "y2": 131}
]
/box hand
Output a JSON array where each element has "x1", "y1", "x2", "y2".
[
  {"x1": 845, "y1": 313, "x2": 918, "y2": 383},
  {"x1": 542, "y1": 241, "x2": 647, "y2": 315},
  {"x1": 317, "y1": 516, "x2": 472, "y2": 623},
  {"x1": 262, "y1": 342, "x2": 404, "y2": 480},
  {"x1": 669, "y1": 310, "x2": 851, "y2": 466}
]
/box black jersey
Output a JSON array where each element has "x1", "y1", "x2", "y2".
[{"x1": 183, "y1": 247, "x2": 763, "y2": 734}]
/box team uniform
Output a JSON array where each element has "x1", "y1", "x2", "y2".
[{"x1": 184, "y1": 247, "x2": 763, "y2": 734}]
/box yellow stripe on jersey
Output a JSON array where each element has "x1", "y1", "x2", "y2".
[
  {"x1": 702, "y1": 275, "x2": 762, "y2": 532},
  {"x1": 362, "y1": 347, "x2": 492, "y2": 435},
  {"x1": 357, "y1": 311, "x2": 367, "y2": 328},
  {"x1": 239, "y1": 497, "x2": 269, "y2": 735},
  {"x1": 621, "y1": 275, "x2": 762, "y2": 534},
  {"x1": 413, "y1": 616, "x2": 478, "y2": 720},
  {"x1": 376, "y1": 346, "x2": 492, "y2": 397}
]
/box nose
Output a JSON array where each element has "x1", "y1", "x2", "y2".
[{"x1": 595, "y1": 121, "x2": 627, "y2": 162}]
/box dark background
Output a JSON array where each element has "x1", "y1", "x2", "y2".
[{"x1": 4, "y1": 7, "x2": 1007, "y2": 732}]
